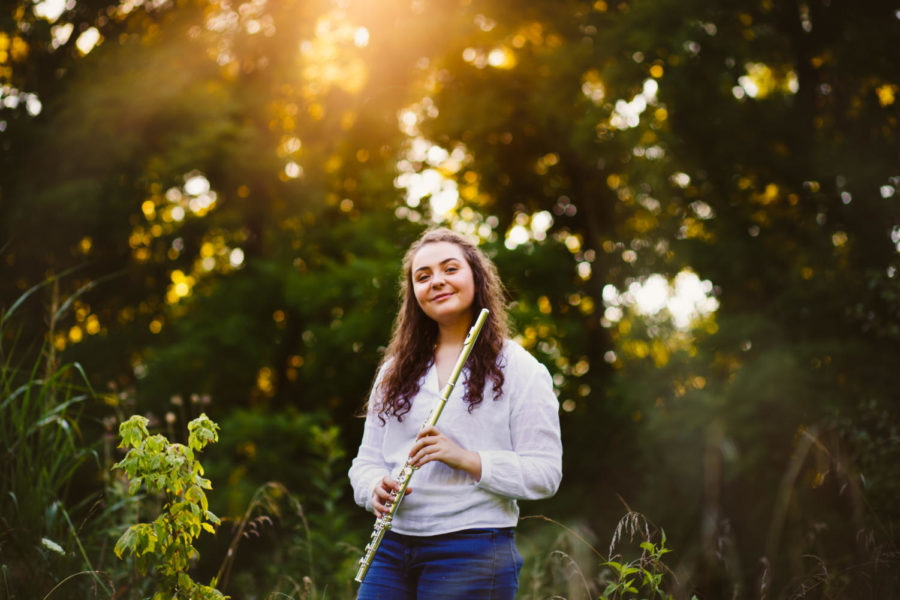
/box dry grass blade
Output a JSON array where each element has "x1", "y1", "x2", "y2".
[
  {"x1": 40, "y1": 570, "x2": 114, "y2": 600},
  {"x1": 551, "y1": 550, "x2": 593, "y2": 600},
  {"x1": 520, "y1": 515, "x2": 606, "y2": 561}
]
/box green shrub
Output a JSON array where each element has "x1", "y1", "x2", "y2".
[{"x1": 112, "y1": 414, "x2": 227, "y2": 600}]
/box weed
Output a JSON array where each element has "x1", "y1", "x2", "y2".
[{"x1": 112, "y1": 414, "x2": 227, "y2": 599}]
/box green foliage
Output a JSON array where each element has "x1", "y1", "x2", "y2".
[
  {"x1": 3, "y1": 0, "x2": 899, "y2": 597},
  {"x1": 0, "y1": 284, "x2": 111, "y2": 598},
  {"x1": 596, "y1": 513, "x2": 686, "y2": 600},
  {"x1": 600, "y1": 532, "x2": 674, "y2": 600},
  {"x1": 195, "y1": 408, "x2": 359, "y2": 595},
  {"x1": 0, "y1": 352, "x2": 93, "y2": 557},
  {"x1": 112, "y1": 414, "x2": 227, "y2": 600},
  {"x1": 516, "y1": 513, "x2": 696, "y2": 600}
]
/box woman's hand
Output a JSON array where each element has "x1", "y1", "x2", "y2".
[
  {"x1": 408, "y1": 425, "x2": 482, "y2": 481},
  {"x1": 371, "y1": 476, "x2": 411, "y2": 518}
]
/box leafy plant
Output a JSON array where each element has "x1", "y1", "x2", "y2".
[
  {"x1": 598, "y1": 512, "x2": 697, "y2": 600},
  {"x1": 601, "y1": 531, "x2": 674, "y2": 600},
  {"x1": 112, "y1": 414, "x2": 227, "y2": 600},
  {"x1": 517, "y1": 512, "x2": 695, "y2": 600}
]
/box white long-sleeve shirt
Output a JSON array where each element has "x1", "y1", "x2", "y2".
[{"x1": 348, "y1": 339, "x2": 563, "y2": 536}]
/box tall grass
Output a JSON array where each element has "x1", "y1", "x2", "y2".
[{"x1": 0, "y1": 276, "x2": 111, "y2": 598}]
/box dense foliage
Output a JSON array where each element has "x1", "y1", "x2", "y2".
[{"x1": 1, "y1": 0, "x2": 898, "y2": 598}]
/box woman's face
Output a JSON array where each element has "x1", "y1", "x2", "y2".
[{"x1": 411, "y1": 241, "x2": 476, "y2": 327}]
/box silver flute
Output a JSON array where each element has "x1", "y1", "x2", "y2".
[{"x1": 354, "y1": 308, "x2": 490, "y2": 584}]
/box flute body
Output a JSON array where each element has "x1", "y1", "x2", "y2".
[{"x1": 354, "y1": 308, "x2": 490, "y2": 584}]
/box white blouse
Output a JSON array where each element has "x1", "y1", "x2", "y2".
[{"x1": 348, "y1": 339, "x2": 563, "y2": 536}]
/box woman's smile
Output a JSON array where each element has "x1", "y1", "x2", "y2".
[{"x1": 411, "y1": 241, "x2": 476, "y2": 326}]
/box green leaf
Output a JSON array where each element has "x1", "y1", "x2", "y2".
[
  {"x1": 185, "y1": 484, "x2": 203, "y2": 504},
  {"x1": 40, "y1": 537, "x2": 65, "y2": 555},
  {"x1": 114, "y1": 526, "x2": 138, "y2": 559}
]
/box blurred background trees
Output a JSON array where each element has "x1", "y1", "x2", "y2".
[{"x1": 1, "y1": 0, "x2": 898, "y2": 597}]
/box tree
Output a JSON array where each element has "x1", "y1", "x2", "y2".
[
  {"x1": 391, "y1": 0, "x2": 900, "y2": 595},
  {"x1": 2, "y1": 0, "x2": 898, "y2": 596}
]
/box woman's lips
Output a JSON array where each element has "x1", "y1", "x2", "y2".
[{"x1": 431, "y1": 292, "x2": 453, "y2": 302}]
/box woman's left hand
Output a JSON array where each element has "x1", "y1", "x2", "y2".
[{"x1": 409, "y1": 425, "x2": 482, "y2": 481}]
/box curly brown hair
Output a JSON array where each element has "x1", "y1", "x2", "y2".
[{"x1": 373, "y1": 228, "x2": 509, "y2": 422}]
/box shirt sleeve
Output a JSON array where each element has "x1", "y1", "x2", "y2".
[
  {"x1": 348, "y1": 374, "x2": 391, "y2": 512},
  {"x1": 475, "y1": 356, "x2": 563, "y2": 500}
]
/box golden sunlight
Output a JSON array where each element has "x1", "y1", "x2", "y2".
[{"x1": 300, "y1": 9, "x2": 368, "y2": 97}]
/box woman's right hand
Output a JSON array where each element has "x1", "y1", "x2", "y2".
[{"x1": 371, "y1": 476, "x2": 411, "y2": 518}]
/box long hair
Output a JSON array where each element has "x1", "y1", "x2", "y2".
[{"x1": 374, "y1": 228, "x2": 509, "y2": 422}]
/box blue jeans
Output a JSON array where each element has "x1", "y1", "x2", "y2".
[{"x1": 356, "y1": 528, "x2": 523, "y2": 600}]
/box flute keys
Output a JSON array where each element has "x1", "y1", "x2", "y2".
[{"x1": 353, "y1": 310, "x2": 488, "y2": 585}]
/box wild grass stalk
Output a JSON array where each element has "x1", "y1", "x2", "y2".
[
  {"x1": 519, "y1": 511, "x2": 690, "y2": 600},
  {"x1": 0, "y1": 347, "x2": 102, "y2": 590},
  {"x1": 757, "y1": 425, "x2": 899, "y2": 598},
  {"x1": 212, "y1": 481, "x2": 341, "y2": 600},
  {"x1": 40, "y1": 570, "x2": 114, "y2": 600},
  {"x1": 0, "y1": 274, "x2": 112, "y2": 597},
  {"x1": 216, "y1": 482, "x2": 314, "y2": 591}
]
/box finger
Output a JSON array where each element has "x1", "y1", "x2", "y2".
[
  {"x1": 417, "y1": 425, "x2": 440, "y2": 440},
  {"x1": 420, "y1": 430, "x2": 442, "y2": 444},
  {"x1": 381, "y1": 476, "x2": 400, "y2": 492},
  {"x1": 375, "y1": 482, "x2": 396, "y2": 502},
  {"x1": 373, "y1": 492, "x2": 392, "y2": 511},
  {"x1": 408, "y1": 439, "x2": 426, "y2": 456},
  {"x1": 417, "y1": 445, "x2": 441, "y2": 465},
  {"x1": 409, "y1": 436, "x2": 437, "y2": 460},
  {"x1": 410, "y1": 444, "x2": 435, "y2": 465}
]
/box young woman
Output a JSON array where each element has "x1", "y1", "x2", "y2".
[{"x1": 349, "y1": 228, "x2": 563, "y2": 599}]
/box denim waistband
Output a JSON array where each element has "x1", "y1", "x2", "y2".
[{"x1": 386, "y1": 527, "x2": 514, "y2": 542}]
